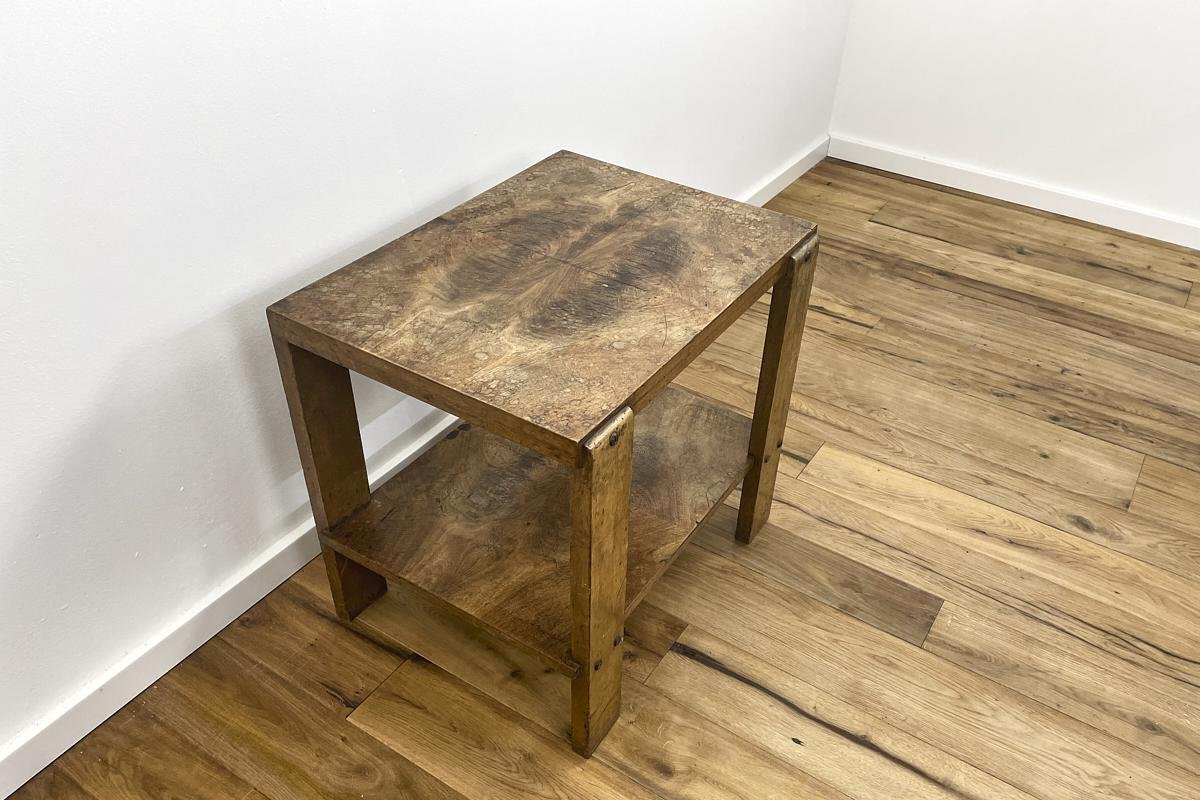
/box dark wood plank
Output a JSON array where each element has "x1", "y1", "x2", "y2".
[
  {"x1": 216, "y1": 577, "x2": 406, "y2": 716},
  {"x1": 269, "y1": 150, "x2": 813, "y2": 462},
  {"x1": 697, "y1": 503, "x2": 944, "y2": 646},
  {"x1": 144, "y1": 638, "x2": 464, "y2": 800},
  {"x1": 322, "y1": 385, "x2": 751, "y2": 674},
  {"x1": 737, "y1": 239, "x2": 818, "y2": 542},
  {"x1": 10, "y1": 765, "x2": 96, "y2": 800},
  {"x1": 57, "y1": 701, "x2": 254, "y2": 800}
]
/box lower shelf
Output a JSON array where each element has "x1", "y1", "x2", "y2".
[{"x1": 321, "y1": 384, "x2": 751, "y2": 675}]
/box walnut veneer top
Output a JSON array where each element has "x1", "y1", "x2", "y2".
[{"x1": 268, "y1": 150, "x2": 814, "y2": 460}]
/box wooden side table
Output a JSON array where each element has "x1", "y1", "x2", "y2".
[{"x1": 267, "y1": 151, "x2": 817, "y2": 756}]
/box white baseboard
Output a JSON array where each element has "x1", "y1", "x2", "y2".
[
  {"x1": 828, "y1": 134, "x2": 1200, "y2": 250},
  {"x1": 741, "y1": 135, "x2": 830, "y2": 207},
  {"x1": 0, "y1": 409, "x2": 457, "y2": 798}
]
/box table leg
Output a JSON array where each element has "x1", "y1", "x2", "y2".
[
  {"x1": 569, "y1": 406, "x2": 634, "y2": 756},
  {"x1": 736, "y1": 237, "x2": 818, "y2": 544},
  {"x1": 271, "y1": 331, "x2": 386, "y2": 620}
]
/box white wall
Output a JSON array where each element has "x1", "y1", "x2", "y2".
[
  {"x1": 0, "y1": 0, "x2": 851, "y2": 791},
  {"x1": 831, "y1": 0, "x2": 1200, "y2": 248}
]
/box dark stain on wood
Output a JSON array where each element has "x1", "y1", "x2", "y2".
[{"x1": 669, "y1": 641, "x2": 985, "y2": 800}]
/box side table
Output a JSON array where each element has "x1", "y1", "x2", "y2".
[{"x1": 267, "y1": 151, "x2": 817, "y2": 755}]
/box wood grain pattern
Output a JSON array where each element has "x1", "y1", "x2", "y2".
[
  {"x1": 349, "y1": 658, "x2": 659, "y2": 800},
  {"x1": 143, "y1": 638, "x2": 464, "y2": 800},
  {"x1": 648, "y1": 626, "x2": 1039, "y2": 800},
  {"x1": 322, "y1": 386, "x2": 750, "y2": 674},
  {"x1": 799, "y1": 447, "x2": 1200, "y2": 673},
  {"x1": 925, "y1": 602, "x2": 1200, "y2": 774},
  {"x1": 270, "y1": 150, "x2": 813, "y2": 462},
  {"x1": 870, "y1": 200, "x2": 1194, "y2": 305},
  {"x1": 760, "y1": 476, "x2": 1200, "y2": 747},
  {"x1": 647, "y1": 546, "x2": 1200, "y2": 800},
  {"x1": 1131, "y1": 456, "x2": 1200, "y2": 530},
  {"x1": 677, "y1": 352, "x2": 1200, "y2": 586},
  {"x1": 351, "y1": 655, "x2": 853, "y2": 800},
  {"x1": 702, "y1": 324, "x2": 1146, "y2": 509},
  {"x1": 697, "y1": 502, "x2": 943, "y2": 646}
]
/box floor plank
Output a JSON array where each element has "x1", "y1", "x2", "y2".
[
  {"x1": 648, "y1": 626, "x2": 1039, "y2": 800},
  {"x1": 870, "y1": 200, "x2": 1193, "y2": 304},
  {"x1": 144, "y1": 637, "x2": 464, "y2": 800},
  {"x1": 351, "y1": 656, "x2": 851, "y2": 800},
  {"x1": 925, "y1": 601, "x2": 1200, "y2": 774},
  {"x1": 647, "y1": 545, "x2": 1200, "y2": 800},
  {"x1": 694, "y1": 504, "x2": 944, "y2": 646},
  {"x1": 710, "y1": 324, "x2": 1147, "y2": 509},
  {"x1": 348, "y1": 659, "x2": 662, "y2": 800},
  {"x1": 807, "y1": 160, "x2": 1200, "y2": 284},
  {"x1": 1131, "y1": 456, "x2": 1200, "y2": 530},
  {"x1": 679, "y1": 357, "x2": 1200, "y2": 582},
  {"x1": 54, "y1": 700, "x2": 255, "y2": 800},
  {"x1": 799, "y1": 447, "x2": 1200, "y2": 671}
]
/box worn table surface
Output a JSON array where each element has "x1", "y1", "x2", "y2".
[{"x1": 269, "y1": 150, "x2": 814, "y2": 460}]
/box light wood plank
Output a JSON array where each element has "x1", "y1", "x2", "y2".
[
  {"x1": 805, "y1": 160, "x2": 1200, "y2": 283},
  {"x1": 58, "y1": 701, "x2": 255, "y2": 800},
  {"x1": 678, "y1": 356, "x2": 1200, "y2": 582},
  {"x1": 349, "y1": 659, "x2": 659, "y2": 800},
  {"x1": 707, "y1": 324, "x2": 1146, "y2": 509},
  {"x1": 758, "y1": 478, "x2": 1200, "y2": 729},
  {"x1": 351, "y1": 656, "x2": 850, "y2": 800},
  {"x1": 648, "y1": 626, "x2": 1039, "y2": 800},
  {"x1": 925, "y1": 602, "x2": 1200, "y2": 774},
  {"x1": 799, "y1": 447, "x2": 1200, "y2": 658},
  {"x1": 870, "y1": 200, "x2": 1192, "y2": 305},
  {"x1": 647, "y1": 545, "x2": 1200, "y2": 800},
  {"x1": 770, "y1": 197, "x2": 1200, "y2": 365},
  {"x1": 1131, "y1": 456, "x2": 1200, "y2": 530},
  {"x1": 841, "y1": 315, "x2": 1200, "y2": 473},
  {"x1": 216, "y1": 576, "x2": 406, "y2": 716}
]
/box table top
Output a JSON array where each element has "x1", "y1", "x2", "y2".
[{"x1": 269, "y1": 150, "x2": 814, "y2": 461}]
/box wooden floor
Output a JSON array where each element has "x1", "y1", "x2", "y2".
[{"x1": 17, "y1": 160, "x2": 1200, "y2": 800}]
